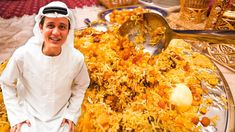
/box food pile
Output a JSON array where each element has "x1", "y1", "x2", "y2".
[
  {"x1": 109, "y1": 7, "x2": 150, "y2": 24},
  {"x1": 0, "y1": 60, "x2": 10, "y2": 131},
  {"x1": 74, "y1": 26, "x2": 220, "y2": 131}
]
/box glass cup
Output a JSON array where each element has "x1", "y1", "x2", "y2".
[
  {"x1": 180, "y1": 0, "x2": 210, "y2": 23},
  {"x1": 205, "y1": 0, "x2": 235, "y2": 30}
]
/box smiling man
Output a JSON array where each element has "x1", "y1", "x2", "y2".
[
  {"x1": 0, "y1": 1, "x2": 90, "y2": 132},
  {"x1": 40, "y1": 17, "x2": 70, "y2": 56}
]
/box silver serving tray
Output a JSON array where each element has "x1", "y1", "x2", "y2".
[
  {"x1": 188, "y1": 40, "x2": 235, "y2": 73},
  {"x1": 200, "y1": 65, "x2": 234, "y2": 132},
  {"x1": 78, "y1": 26, "x2": 234, "y2": 131}
]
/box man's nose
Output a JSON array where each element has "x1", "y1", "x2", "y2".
[{"x1": 52, "y1": 27, "x2": 60, "y2": 35}]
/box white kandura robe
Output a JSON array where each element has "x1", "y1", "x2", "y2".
[{"x1": 0, "y1": 37, "x2": 90, "y2": 131}]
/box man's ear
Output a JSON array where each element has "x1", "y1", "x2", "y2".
[{"x1": 39, "y1": 24, "x2": 43, "y2": 30}]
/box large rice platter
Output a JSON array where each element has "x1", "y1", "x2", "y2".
[{"x1": 73, "y1": 25, "x2": 228, "y2": 131}]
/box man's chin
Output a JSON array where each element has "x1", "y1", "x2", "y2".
[{"x1": 49, "y1": 42, "x2": 62, "y2": 47}]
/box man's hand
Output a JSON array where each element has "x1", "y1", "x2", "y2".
[
  {"x1": 61, "y1": 118, "x2": 75, "y2": 132},
  {"x1": 10, "y1": 120, "x2": 31, "y2": 132}
]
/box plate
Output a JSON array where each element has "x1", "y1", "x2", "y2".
[{"x1": 98, "y1": 5, "x2": 168, "y2": 23}]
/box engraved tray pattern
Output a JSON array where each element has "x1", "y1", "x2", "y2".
[{"x1": 207, "y1": 44, "x2": 235, "y2": 72}]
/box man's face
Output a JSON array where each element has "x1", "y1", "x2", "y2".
[{"x1": 40, "y1": 17, "x2": 69, "y2": 49}]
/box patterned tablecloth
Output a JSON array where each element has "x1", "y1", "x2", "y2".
[{"x1": 0, "y1": 0, "x2": 98, "y2": 19}]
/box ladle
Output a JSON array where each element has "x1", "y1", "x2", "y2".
[{"x1": 118, "y1": 12, "x2": 235, "y2": 55}]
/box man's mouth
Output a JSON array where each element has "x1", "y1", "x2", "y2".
[{"x1": 49, "y1": 37, "x2": 61, "y2": 43}]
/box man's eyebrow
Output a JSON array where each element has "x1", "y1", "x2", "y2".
[
  {"x1": 59, "y1": 22, "x2": 68, "y2": 26},
  {"x1": 46, "y1": 22, "x2": 54, "y2": 25},
  {"x1": 45, "y1": 21, "x2": 68, "y2": 27}
]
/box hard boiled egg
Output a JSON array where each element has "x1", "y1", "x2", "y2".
[{"x1": 169, "y1": 83, "x2": 193, "y2": 112}]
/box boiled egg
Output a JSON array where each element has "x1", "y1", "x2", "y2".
[{"x1": 169, "y1": 83, "x2": 193, "y2": 112}]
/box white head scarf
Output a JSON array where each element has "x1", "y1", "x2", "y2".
[{"x1": 29, "y1": 1, "x2": 75, "y2": 50}]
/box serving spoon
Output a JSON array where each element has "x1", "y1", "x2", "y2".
[{"x1": 118, "y1": 12, "x2": 235, "y2": 55}]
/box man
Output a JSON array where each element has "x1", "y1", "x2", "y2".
[{"x1": 0, "y1": 1, "x2": 90, "y2": 132}]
